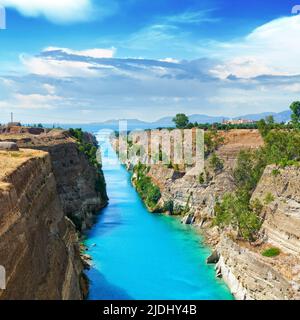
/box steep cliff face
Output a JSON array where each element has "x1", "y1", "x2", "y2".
[
  {"x1": 207, "y1": 165, "x2": 300, "y2": 300},
  {"x1": 0, "y1": 150, "x2": 84, "y2": 299},
  {"x1": 252, "y1": 165, "x2": 300, "y2": 255},
  {"x1": 127, "y1": 129, "x2": 300, "y2": 299},
  {"x1": 13, "y1": 130, "x2": 108, "y2": 231},
  {"x1": 215, "y1": 236, "x2": 294, "y2": 300},
  {"x1": 0, "y1": 129, "x2": 108, "y2": 299},
  {"x1": 147, "y1": 130, "x2": 262, "y2": 227}
]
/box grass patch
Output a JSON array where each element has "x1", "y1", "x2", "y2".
[
  {"x1": 262, "y1": 247, "x2": 280, "y2": 257},
  {"x1": 264, "y1": 193, "x2": 275, "y2": 205}
]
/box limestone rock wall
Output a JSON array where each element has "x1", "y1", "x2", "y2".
[
  {"x1": 216, "y1": 237, "x2": 294, "y2": 300},
  {"x1": 215, "y1": 165, "x2": 300, "y2": 300},
  {"x1": 131, "y1": 130, "x2": 300, "y2": 299},
  {"x1": 0, "y1": 151, "x2": 84, "y2": 299},
  {"x1": 16, "y1": 130, "x2": 108, "y2": 231},
  {"x1": 252, "y1": 165, "x2": 300, "y2": 255}
]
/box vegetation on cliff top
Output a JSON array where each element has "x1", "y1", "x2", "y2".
[
  {"x1": 131, "y1": 104, "x2": 300, "y2": 241},
  {"x1": 172, "y1": 113, "x2": 259, "y2": 130},
  {"x1": 69, "y1": 128, "x2": 99, "y2": 168},
  {"x1": 215, "y1": 101, "x2": 300, "y2": 242},
  {"x1": 69, "y1": 128, "x2": 108, "y2": 224}
]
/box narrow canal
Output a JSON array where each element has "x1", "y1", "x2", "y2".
[{"x1": 85, "y1": 130, "x2": 233, "y2": 300}]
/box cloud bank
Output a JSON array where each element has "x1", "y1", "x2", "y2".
[
  {"x1": 210, "y1": 15, "x2": 300, "y2": 78},
  {"x1": 0, "y1": 0, "x2": 117, "y2": 23},
  {"x1": 1, "y1": 14, "x2": 300, "y2": 123}
]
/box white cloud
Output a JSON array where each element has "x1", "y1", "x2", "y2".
[
  {"x1": 43, "y1": 47, "x2": 116, "y2": 58},
  {"x1": 21, "y1": 54, "x2": 99, "y2": 77},
  {"x1": 2, "y1": 31, "x2": 300, "y2": 122},
  {"x1": 164, "y1": 10, "x2": 219, "y2": 25},
  {"x1": 210, "y1": 15, "x2": 300, "y2": 78},
  {"x1": 159, "y1": 58, "x2": 180, "y2": 64},
  {"x1": 1, "y1": 0, "x2": 97, "y2": 23},
  {"x1": 0, "y1": 93, "x2": 62, "y2": 110},
  {"x1": 210, "y1": 57, "x2": 280, "y2": 79},
  {"x1": 42, "y1": 83, "x2": 56, "y2": 95},
  {"x1": 280, "y1": 83, "x2": 300, "y2": 93},
  {"x1": 20, "y1": 47, "x2": 116, "y2": 77},
  {"x1": 14, "y1": 93, "x2": 62, "y2": 109}
]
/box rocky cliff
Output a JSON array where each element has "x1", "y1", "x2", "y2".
[
  {"x1": 0, "y1": 150, "x2": 84, "y2": 299},
  {"x1": 0, "y1": 129, "x2": 108, "y2": 299},
  {"x1": 125, "y1": 129, "x2": 300, "y2": 299},
  {"x1": 252, "y1": 165, "x2": 300, "y2": 255},
  {"x1": 213, "y1": 164, "x2": 300, "y2": 299},
  {"x1": 2, "y1": 130, "x2": 108, "y2": 231},
  {"x1": 215, "y1": 236, "x2": 294, "y2": 300},
  {"x1": 147, "y1": 130, "x2": 263, "y2": 228}
]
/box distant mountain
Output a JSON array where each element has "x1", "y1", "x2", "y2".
[
  {"x1": 232, "y1": 110, "x2": 291, "y2": 123},
  {"x1": 99, "y1": 119, "x2": 151, "y2": 130},
  {"x1": 58, "y1": 110, "x2": 291, "y2": 131},
  {"x1": 88, "y1": 115, "x2": 229, "y2": 130},
  {"x1": 273, "y1": 110, "x2": 291, "y2": 123}
]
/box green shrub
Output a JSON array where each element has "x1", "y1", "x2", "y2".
[
  {"x1": 134, "y1": 163, "x2": 161, "y2": 210},
  {"x1": 198, "y1": 172, "x2": 205, "y2": 184},
  {"x1": 233, "y1": 150, "x2": 266, "y2": 194},
  {"x1": 264, "y1": 193, "x2": 274, "y2": 205},
  {"x1": 262, "y1": 247, "x2": 280, "y2": 257},
  {"x1": 209, "y1": 153, "x2": 224, "y2": 173},
  {"x1": 214, "y1": 192, "x2": 262, "y2": 242},
  {"x1": 263, "y1": 130, "x2": 300, "y2": 166},
  {"x1": 69, "y1": 128, "x2": 99, "y2": 168},
  {"x1": 204, "y1": 130, "x2": 224, "y2": 156},
  {"x1": 272, "y1": 169, "x2": 280, "y2": 177},
  {"x1": 213, "y1": 102, "x2": 300, "y2": 242}
]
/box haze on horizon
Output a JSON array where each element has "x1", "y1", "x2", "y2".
[{"x1": 0, "y1": 0, "x2": 300, "y2": 124}]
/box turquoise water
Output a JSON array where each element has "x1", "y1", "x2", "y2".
[{"x1": 85, "y1": 131, "x2": 233, "y2": 300}]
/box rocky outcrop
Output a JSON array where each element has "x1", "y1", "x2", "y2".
[
  {"x1": 210, "y1": 165, "x2": 300, "y2": 300},
  {"x1": 215, "y1": 236, "x2": 294, "y2": 300},
  {"x1": 0, "y1": 150, "x2": 84, "y2": 299},
  {"x1": 0, "y1": 129, "x2": 108, "y2": 300},
  {"x1": 126, "y1": 129, "x2": 300, "y2": 299},
  {"x1": 0, "y1": 142, "x2": 19, "y2": 151},
  {"x1": 147, "y1": 130, "x2": 262, "y2": 226},
  {"x1": 6, "y1": 130, "x2": 108, "y2": 231},
  {"x1": 252, "y1": 165, "x2": 300, "y2": 255}
]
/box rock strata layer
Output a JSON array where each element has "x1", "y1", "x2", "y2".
[
  {"x1": 0, "y1": 129, "x2": 108, "y2": 299},
  {"x1": 0, "y1": 150, "x2": 84, "y2": 299},
  {"x1": 125, "y1": 129, "x2": 300, "y2": 299}
]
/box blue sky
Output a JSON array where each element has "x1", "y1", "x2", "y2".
[{"x1": 0, "y1": 0, "x2": 300, "y2": 123}]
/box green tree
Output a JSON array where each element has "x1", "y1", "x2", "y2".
[
  {"x1": 214, "y1": 192, "x2": 262, "y2": 242},
  {"x1": 290, "y1": 101, "x2": 300, "y2": 129},
  {"x1": 266, "y1": 115, "x2": 275, "y2": 125},
  {"x1": 233, "y1": 150, "x2": 266, "y2": 193},
  {"x1": 258, "y1": 116, "x2": 275, "y2": 138},
  {"x1": 264, "y1": 130, "x2": 300, "y2": 165},
  {"x1": 172, "y1": 113, "x2": 189, "y2": 129}
]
